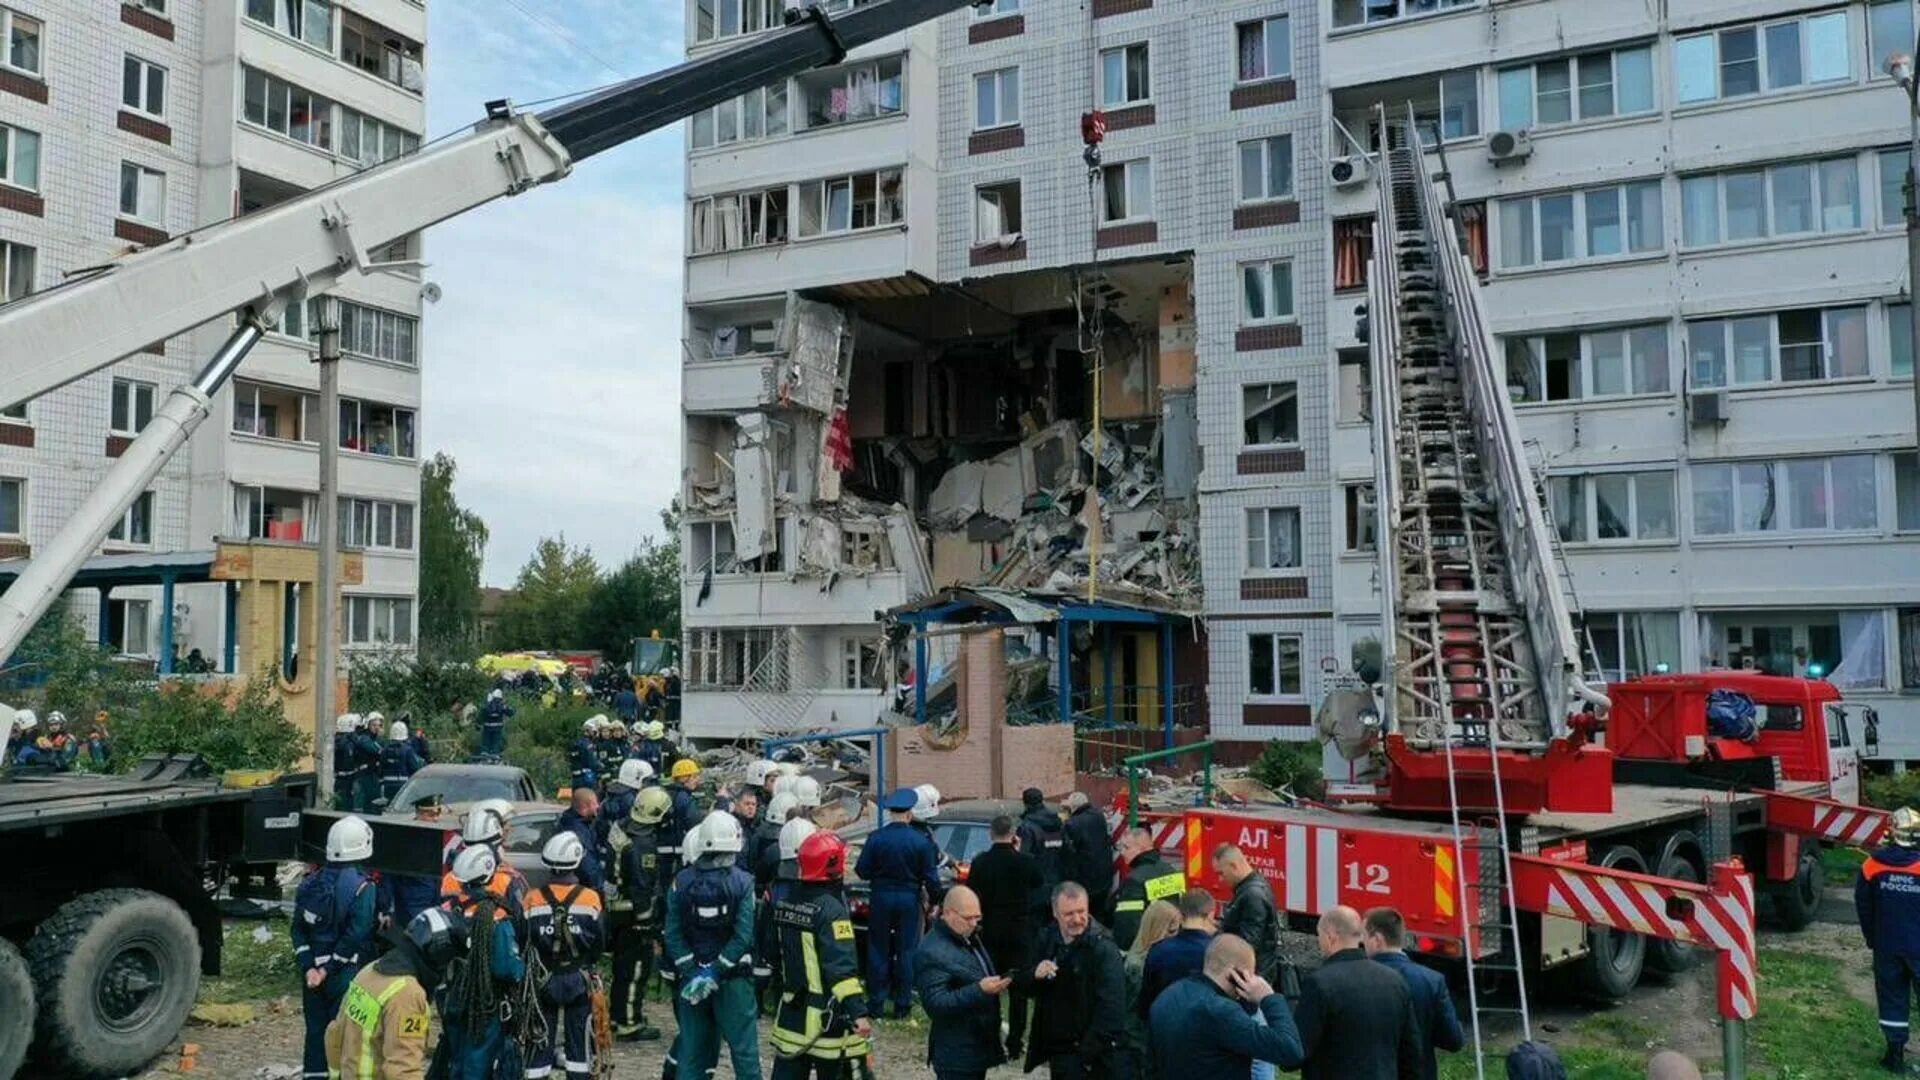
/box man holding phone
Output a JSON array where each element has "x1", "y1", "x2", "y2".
[
  {"x1": 1014, "y1": 882, "x2": 1131, "y2": 1079},
  {"x1": 1147, "y1": 933, "x2": 1305, "y2": 1075},
  {"x1": 914, "y1": 885, "x2": 1012, "y2": 1080}
]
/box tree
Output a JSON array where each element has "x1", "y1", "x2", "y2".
[
  {"x1": 418, "y1": 453, "x2": 489, "y2": 657},
  {"x1": 582, "y1": 535, "x2": 681, "y2": 660},
  {"x1": 491, "y1": 535, "x2": 601, "y2": 650}
]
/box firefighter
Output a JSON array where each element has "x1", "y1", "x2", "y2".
[
  {"x1": 664, "y1": 811, "x2": 760, "y2": 1080},
  {"x1": 294, "y1": 816, "x2": 377, "y2": 1080},
  {"x1": 661, "y1": 810, "x2": 711, "y2": 1080},
  {"x1": 377, "y1": 719, "x2": 425, "y2": 806},
  {"x1": 526, "y1": 832, "x2": 606, "y2": 1080},
  {"x1": 332, "y1": 714, "x2": 365, "y2": 811},
  {"x1": 569, "y1": 717, "x2": 605, "y2": 792},
  {"x1": 350, "y1": 714, "x2": 386, "y2": 812},
  {"x1": 480, "y1": 688, "x2": 512, "y2": 759},
  {"x1": 602, "y1": 758, "x2": 653, "y2": 851},
  {"x1": 608, "y1": 786, "x2": 673, "y2": 1042},
  {"x1": 769, "y1": 829, "x2": 873, "y2": 1078},
  {"x1": 442, "y1": 803, "x2": 531, "y2": 932},
  {"x1": 600, "y1": 720, "x2": 630, "y2": 786},
  {"x1": 1111, "y1": 825, "x2": 1186, "y2": 950},
  {"x1": 442, "y1": 844, "x2": 526, "y2": 1080},
  {"x1": 1859, "y1": 807, "x2": 1920, "y2": 1074},
  {"x1": 759, "y1": 818, "x2": 818, "y2": 1002},
  {"x1": 325, "y1": 907, "x2": 466, "y2": 1080}
]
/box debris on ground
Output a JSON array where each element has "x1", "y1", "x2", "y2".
[{"x1": 189, "y1": 1003, "x2": 255, "y2": 1028}]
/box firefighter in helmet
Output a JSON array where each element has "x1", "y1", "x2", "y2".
[
  {"x1": 769, "y1": 829, "x2": 873, "y2": 1077},
  {"x1": 1860, "y1": 807, "x2": 1920, "y2": 1073}
]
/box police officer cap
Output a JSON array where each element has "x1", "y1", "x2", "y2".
[{"x1": 885, "y1": 788, "x2": 919, "y2": 812}]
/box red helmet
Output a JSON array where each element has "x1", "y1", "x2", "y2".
[{"x1": 797, "y1": 830, "x2": 848, "y2": 883}]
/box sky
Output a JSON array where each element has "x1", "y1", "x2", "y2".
[{"x1": 421, "y1": 0, "x2": 688, "y2": 586}]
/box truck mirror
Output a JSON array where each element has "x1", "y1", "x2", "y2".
[{"x1": 1866, "y1": 707, "x2": 1881, "y2": 757}]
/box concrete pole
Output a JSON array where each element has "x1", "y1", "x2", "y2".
[
  {"x1": 1906, "y1": 79, "x2": 1920, "y2": 456},
  {"x1": 314, "y1": 299, "x2": 341, "y2": 803}
]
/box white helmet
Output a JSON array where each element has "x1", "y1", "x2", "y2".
[
  {"x1": 617, "y1": 759, "x2": 654, "y2": 789},
  {"x1": 777, "y1": 762, "x2": 803, "y2": 779},
  {"x1": 793, "y1": 776, "x2": 823, "y2": 809},
  {"x1": 461, "y1": 805, "x2": 507, "y2": 845},
  {"x1": 745, "y1": 760, "x2": 776, "y2": 787},
  {"x1": 45, "y1": 710, "x2": 65, "y2": 728},
  {"x1": 682, "y1": 813, "x2": 711, "y2": 863},
  {"x1": 701, "y1": 810, "x2": 745, "y2": 855},
  {"x1": 765, "y1": 792, "x2": 798, "y2": 826},
  {"x1": 778, "y1": 818, "x2": 819, "y2": 861},
  {"x1": 13, "y1": 709, "x2": 37, "y2": 733},
  {"x1": 542, "y1": 831, "x2": 586, "y2": 871},
  {"x1": 389, "y1": 720, "x2": 409, "y2": 742},
  {"x1": 326, "y1": 815, "x2": 374, "y2": 862},
  {"x1": 451, "y1": 843, "x2": 497, "y2": 885},
  {"x1": 912, "y1": 784, "x2": 942, "y2": 821},
  {"x1": 335, "y1": 713, "x2": 360, "y2": 734},
  {"x1": 585, "y1": 715, "x2": 605, "y2": 734},
  {"x1": 473, "y1": 797, "x2": 515, "y2": 826},
  {"x1": 773, "y1": 775, "x2": 799, "y2": 799},
  {"x1": 365, "y1": 711, "x2": 385, "y2": 727},
  {"x1": 644, "y1": 720, "x2": 665, "y2": 740},
  {"x1": 488, "y1": 689, "x2": 504, "y2": 702}
]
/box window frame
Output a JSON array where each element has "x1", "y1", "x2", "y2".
[
  {"x1": 1673, "y1": 10, "x2": 1854, "y2": 106},
  {"x1": 690, "y1": 82, "x2": 790, "y2": 150},
  {"x1": 793, "y1": 169, "x2": 904, "y2": 238},
  {"x1": 106, "y1": 491, "x2": 155, "y2": 548},
  {"x1": 1686, "y1": 305, "x2": 1871, "y2": 389},
  {"x1": 1235, "y1": 15, "x2": 1291, "y2": 85},
  {"x1": 796, "y1": 54, "x2": 905, "y2": 131},
  {"x1": 1098, "y1": 42, "x2": 1151, "y2": 107},
  {"x1": 345, "y1": 594, "x2": 416, "y2": 647},
  {"x1": 0, "y1": 238, "x2": 33, "y2": 302},
  {"x1": 1239, "y1": 258, "x2": 1296, "y2": 325},
  {"x1": 0, "y1": 476, "x2": 23, "y2": 537},
  {"x1": 1497, "y1": 44, "x2": 1656, "y2": 130},
  {"x1": 1690, "y1": 455, "x2": 1880, "y2": 537},
  {"x1": 122, "y1": 54, "x2": 168, "y2": 119},
  {"x1": 1503, "y1": 323, "x2": 1672, "y2": 403},
  {"x1": 1244, "y1": 506, "x2": 1303, "y2": 573},
  {"x1": 1241, "y1": 381, "x2": 1299, "y2": 449},
  {"x1": 1099, "y1": 158, "x2": 1153, "y2": 224},
  {"x1": 1343, "y1": 483, "x2": 1378, "y2": 553},
  {"x1": 0, "y1": 121, "x2": 39, "y2": 192},
  {"x1": 109, "y1": 378, "x2": 158, "y2": 437},
  {"x1": 240, "y1": 66, "x2": 336, "y2": 153},
  {"x1": 1548, "y1": 469, "x2": 1679, "y2": 545},
  {"x1": 1582, "y1": 610, "x2": 1684, "y2": 682},
  {"x1": 973, "y1": 180, "x2": 1022, "y2": 245},
  {"x1": 231, "y1": 380, "x2": 316, "y2": 443},
  {"x1": 692, "y1": 0, "x2": 781, "y2": 43},
  {"x1": 973, "y1": 66, "x2": 1020, "y2": 131},
  {"x1": 1496, "y1": 179, "x2": 1664, "y2": 269},
  {"x1": 2, "y1": 7, "x2": 42, "y2": 77},
  {"x1": 1247, "y1": 632, "x2": 1305, "y2": 699},
  {"x1": 690, "y1": 185, "x2": 791, "y2": 255},
  {"x1": 338, "y1": 496, "x2": 416, "y2": 552},
  {"x1": 118, "y1": 161, "x2": 167, "y2": 225},
  {"x1": 1237, "y1": 134, "x2": 1294, "y2": 205},
  {"x1": 1680, "y1": 155, "x2": 1864, "y2": 249}
]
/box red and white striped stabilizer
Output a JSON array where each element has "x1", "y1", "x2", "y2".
[
  {"x1": 1762, "y1": 789, "x2": 1891, "y2": 848},
  {"x1": 1509, "y1": 854, "x2": 1758, "y2": 1021}
]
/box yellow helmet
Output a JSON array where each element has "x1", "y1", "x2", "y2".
[
  {"x1": 671, "y1": 758, "x2": 700, "y2": 781},
  {"x1": 632, "y1": 786, "x2": 673, "y2": 825},
  {"x1": 1892, "y1": 807, "x2": 1920, "y2": 847}
]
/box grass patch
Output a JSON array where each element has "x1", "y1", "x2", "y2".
[
  {"x1": 1437, "y1": 1045, "x2": 1644, "y2": 1080},
  {"x1": 198, "y1": 919, "x2": 300, "y2": 1005},
  {"x1": 1750, "y1": 947, "x2": 1887, "y2": 1079},
  {"x1": 1824, "y1": 845, "x2": 1867, "y2": 886}
]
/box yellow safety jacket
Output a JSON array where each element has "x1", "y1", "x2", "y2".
[
  {"x1": 324, "y1": 964, "x2": 431, "y2": 1080},
  {"x1": 768, "y1": 883, "x2": 871, "y2": 1061}
]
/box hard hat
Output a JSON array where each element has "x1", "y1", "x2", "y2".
[
  {"x1": 644, "y1": 721, "x2": 666, "y2": 740},
  {"x1": 773, "y1": 775, "x2": 799, "y2": 799},
  {"x1": 451, "y1": 843, "x2": 498, "y2": 885},
  {"x1": 326, "y1": 815, "x2": 374, "y2": 862},
  {"x1": 585, "y1": 715, "x2": 605, "y2": 733},
  {"x1": 405, "y1": 906, "x2": 469, "y2": 973},
  {"x1": 488, "y1": 689, "x2": 504, "y2": 702},
  {"x1": 461, "y1": 805, "x2": 506, "y2": 845},
  {"x1": 365, "y1": 711, "x2": 385, "y2": 726},
  {"x1": 797, "y1": 830, "x2": 848, "y2": 883},
  {"x1": 745, "y1": 760, "x2": 776, "y2": 787},
  {"x1": 912, "y1": 784, "x2": 941, "y2": 821},
  {"x1": 671, "y1": 759, "x2": 700, "y2": 781},
  {"x1": 617, "y1": 759, "x2": 654, "y2": 789},
  {"x1": 765, "y1": 792, "x2": 798, "y2": 826},
  {"x1": 1893, "y1": 807, "x2": 1920, "y2": 847},
  {"x1": 542, "y1": 831, "x2": 586, "y2": 871},
  {"x1": 13, "y1": 709, "x2": 36, "y2": 732},
  {"x1": 389, "y1": 720, "x2": 410, "y2": 742},
  {"x1": 632, "y1": 786, "x2": 673, "y2": 825},
  {"x1": 336, "y1": 713, "x2": 360, "y2": 734},
  {"x1": 793, "y1": 776, "x2": 823, "y2": 809},
  {"x1": 777, "y1": 762, "x2": 803, "y2": 778},
  {"x1": 46, "y1": 710, "x2": 65, "y2": 728},
  {"x1": 701, "y1": 810, "x2": 745, "y2": 855},
  {"x1": 682, "y1": 813, "x2": 711, "y2": 863},
  {"x1": 608, "y1": 721, "x2": 627, "y2": 739},
  {"x1": 778, "y1": 818, "x2": 819, "y2": 861}
]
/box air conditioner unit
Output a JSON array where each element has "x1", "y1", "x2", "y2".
[
  {"x1": 1688, "y1": 389, "x2": 1729, "y2": 425},
  {"x1": 1329, "y1": 155, "x2": 1371, "y2": 191},
  {"x1": 1486, "y1": 128, "x2": 1533, "y2": 165}
]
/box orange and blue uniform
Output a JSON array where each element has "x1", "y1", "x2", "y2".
[{"x1": 1857, "y1": 844, "x2": 1920, "y2": 1056}]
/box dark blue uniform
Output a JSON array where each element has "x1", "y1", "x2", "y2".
[
  {"x1": 291, "y1": 865, "x2": 376, "y2": 1080},
  {"x1": 527, "y1": 876, "x2": 606, "y2": 1079},
  {"x1": 636, "y1": 737, "x2": 668, "y2": 776},
  {"x1": 667, "y1": 784, "x2": 699, "y2": 856},
  {"x1": 376, "y1": 739, "x2": 424, "y2": 804},
  {"x1": 614, "y1": 688, "x2": 639, "y2": 724},
  {"x1": 853, "y1": 820, "x2": 942, "y2": 1017},
  {"x1": 567, "y1": 735, "x2": 599, "y2": 791},
  {"x1": 1859, "y1": 843, "x2": 1920, "y2": 1057},
  {"x1": 480, "y1": 697, "x2": 511, "y2": 757},
  {"x1": 664, "y1": 858, "x2": 760, "y2": 1080},
  {"x1": 330, "y1": 733, "x2": 356, "y2": 810},
  {"x1": 556, "y1": 807, "x2": 606, "y2": 894},
  {"x1": 376, "y1": 868, "x2": 442, "y2": 931},
  {"x1": 347, "y1": 731, "x2": 382, "y2": 812},
  {"x1": 409, "y1": 729, "x2": 432, "y2": 765}
]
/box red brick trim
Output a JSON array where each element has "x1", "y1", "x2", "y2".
[
  {"x1": 1230, "y1": 79, "x2": 1297, "y2": 111},
  {"x1": 1104, "y1": 103, "x2": 1154, "y2": 131},
  {"x1": 106, "y1": 435, "x2": 133, "y2": 458},
  {"x1": 1233, "y1": 201, "x2": 1299, "y2": 231},
  {"x1": 1096, "y1": 221, "x2": 1157, "y2": 250},
  {"x1": 1235, "y1": 324, "x2": 1302, "y2": 351},
  {"x1": 0, "y1": 423, "x2": 33, "y2": 449},
  {"x1": 0, "y1": 540, "x2": 31, "y2": 560},
  {"x1": 117, "y1": 110, "x2": 172, "y2": 146},
  {"x1": 1243, "y1": 703, "x2": 1312, "y2": 727},
  {"x1": 968, "y1": 126, "x2": 1025, "y2": 155},
  {"x1": 114, "y1": 218, "x2": 170, "y2": 246},
  {"x1": 0, "y1": 69, "x2": 47, "y2": 105},
  {"x1": 970, "y1": 239, "x2": 1027, "y2": 266},
  {"x1": 1237, "y1": 448, "x2": 1305, "y2": 475},
  {"x1": 1092, "y1": 0, "x2": 1151, "y2": 16},
  {"x1": 121, "y1": 4, "x2": 176, "y2": 40},
  {"x1": 969, "y1": 14, "x2": 1024, "y2": 42},
  {"x1": 1240, "y1": 577, "x2": 1307, "y2": 601},
  {"x1": 0, "y1": 186, "x2": 44, "y2": 218}
]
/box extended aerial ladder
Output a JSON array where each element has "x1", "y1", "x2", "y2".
[{"x1": 0, "y1": 0, "x2": 986, "y2": 684}]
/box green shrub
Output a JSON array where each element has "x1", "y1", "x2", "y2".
[
  {"x1": 1249, "y1": 739, "x2": 1324, "y2": 800},
  {"x1": 1863, "y1": 769, "x2": 1920, "y2": 811},
  {"x1": 111, "y1": 667, "x2": 309, "y2": 774}
]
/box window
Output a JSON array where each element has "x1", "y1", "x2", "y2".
[
  {"x1": 1894, "y1": 303, "x2": 1914, "y2": 378},
  {"x1": 1241, "y1": 259, "x2": 1294, "y2": 323},
  {"x1": 3, "y1": 7, "x2": 39, "y2": 76},
  {"x1": 118, "y1": 163, "x2": 165, "y2": 224},
  {"x1": 110, "y1": 378, "x2": 156, "y2": 436},
  {"x1": 338, "y1": 109, "x2": 421, "y2": 168},
  {"x1": 1435, "y1": 70, "x2": 1480, "y2": 141},
  {"x1": 1248, "y1": 633, "x2": 1303, "y2": 697},
  {"x1": 1333, "y1": 0, "x2": 1473, "y2": 29},
  {"x1": 1497, "y1": 46, "x2": 1654, "y2": 129},
  {"x1": 0, "y1": 402, "x2": 22, "y2": 423},
  {"x1": 247, "y1": 0, "x2": 333, "y2": 50},
  {"x1": 1548, "y1": 470, "x2": 1677, "y2": 543},
  {"x1": 796, "y1": 169, "x2": 902, "y2": 237},
  {"x1": 1688, "y1": 306, "x2": 1868, "y2": 387},
  {"x1": 1344, "y1": 484, "x2": 1377, "y2": 552},
  {"x1": 107, "y1": 492, "x2": 154, "y2": 547},
  {"x1": 691, "y1": 187, "x2": 790, "y2": 254},
  {"x1": 232, "y1": 381, "x2": 316, "y2": 442},
  {"x1": 1896, "y1": 453, "x2": 1919, "y2": 530},
  {"x1": 1498, "y1": 181, "x2": 1662, "y2": 268},
  {"x1": 1882, "y1": 149, "x2": 1910, "y2": 228},
  {"x1": 1337, "y1": 348, "x2": 1371, "y2": 423},
  {"x1": 975, "y1": 0, "x2": 1018, "y2": 14},
  {"x1": 1100, "y1": 159, "x2": 1151, "y2": 223},
  {"x1": 347, "y1": 595, "x2": 414, "y2": 646},
  {"x1": 242, "y1": 67, "x2": 334, "y2": 151},
  {"x1": 340, "y1": 11, "x2": 422, "y2": 91},
  {"x1": 1, "y1": 239, "x2": 31, "y2": 301},
  {"x1": 974, "y1": 67, "x2": 1019, "y2": 130},
  {"x1": 1504, "y1": 324, "x2": 1670, "y2": 402},
  {"x1": 974, "y1": 181, "x2": 1021, "y2": 244},
  {"x1": 693, "y1": 0, "x2": 780, "y2": 42},
  {"x1": 1681, "y1": 157, "x2": 1862, "y2": 247},
  {"x1": 0, "y1": 123, "x2": 38, "y2": 191},
  {"x1": 688, "y1": 519, "x2": 738, "y2": 573},
  {"x1": 691, "y1": 83, "x2": 789, "y2": 149},
  {"x1": 1242, "y1": 383, "x2": 1298, "y2": 446},
  {"x1": 1238, "y1": 136, "x2": 1292, "y2": 203},
  {"x1": 1706, "y1": 611, "x2": 1859, "y2": 681},
  {"x1": 0, "y1": 477, "x2": 21, "y2": 534},
  {"x1": 841, "y1": 636, "x2": 883, "y2": 690},
  {"x1": 338, "y1": 400, "x2": 416, "y2": 457},
  {"x1": 1674, "y1": 12, "x2": 1851, "y2": 104},
  {"x1": 1873, "y1": 2, "x2": 1915, "y2": 81},
  {"x1": 797, "y1": 56, "x2": 903, "y2": 130},
  {"x1": 1333, "y1": 216, "x2": 1373, "y2": 290},
  {"x1": 109, "y1": 598, "x2": 151, "y2": 657},
  {"x1": 1245, "y1": 507, "x2": 1301, "y2": 570},
  {"x1": 329, "y1": 301, "x2": 418, "y2": 365},
  {"x1": 122, "y1": 56, "x2": 167, "y2": 118},
  {"x1": 233, "y1": 484, "x2": 314, "y2": 541},
  {"x1": 1692, "y1": 455, "x2": 1878, "y2": 536},
  {"x1": 1100, "y1": 43, "x2": 1150, "y2": 106},
  {"x1": 339, "y1": 497, "x2": 416, "y2": 551},
  {"x1": 1583, "y1": 611, "x2": 1681, "y2": 681},
  {"x1": 1237, "y1": 16, "x2": 1290, "y2": 83}
]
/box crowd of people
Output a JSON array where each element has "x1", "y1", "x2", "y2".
[{"x1": 7, "y1": 707, "x2": 111, "y2": 770}]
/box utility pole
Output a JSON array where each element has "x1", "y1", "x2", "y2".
[
  {"x1": 1891, "y1": 50, "x2": 1920, "y2": 458},
  {"x1": 314, "y1": 298, "x2": 341, "y2": 803}
]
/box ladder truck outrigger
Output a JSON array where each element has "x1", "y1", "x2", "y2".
[
  {"x1": 1171, "y1": 112, "x2": 1888, "y2": 1080},
  {"x1": 0, "y1": 4, "x2": 986, "y2": 1076}
]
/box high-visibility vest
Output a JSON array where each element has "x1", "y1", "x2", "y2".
[{"x1": 332, "y1": 975, "x2": 415, "y2": 1080}]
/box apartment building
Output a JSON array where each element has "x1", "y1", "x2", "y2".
[{"x1": 0, "y1": 0, "x2": 426, "y2": 666}]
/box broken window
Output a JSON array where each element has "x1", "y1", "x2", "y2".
[
  {"x1": 975, "y1": 181, "x2": 1021, "y2": 244},
  {"x1": 1101, "y1": 159, "x2": 1152, "y2": 223},
  {"x1": 1549, "y1": 471, "x2": 1675, "y2": 543},
  {"x1": 689, "y1": 519, "x2": 738, "y2": 574},
  {"x1": 797, "y1": 169, "x2": 902, "y2": 237},
  {"x1": 690, "y1": 186, "x2": 789, "y2": 255},
  {"x1": 1337, "y1": 349, "x2": 1371, "y2": 424},
  {"x1": 1333, "y1": 216, "x2": 1372, "y2": 290},
  {"x1": 840, "y1": 524, "x2": 894, "y2": 571},
  {"x1": 1236, "y1": 16, "x2": 1289, "y2": 83},
  {"x1": 1240, "y1": 259, "x2": 1294, "y2": 324},
  {"x1": 1344, "y1": 485, "x2": 1376, "y2": 552},
  {"x1": 1687, "y1": 306, "x2": 1868, "y2": 387},
  {"x1": 842, "y1": 635, "x2": 883, "y2": 690},
  {"x1": 1099, "y1": 43, "x2": 1150, "y2": 106},
  {"x1": 1245, "y1": 507, "x2": 1301, "y2": 570},
  {"x1": 798, "y1": 54, "x2": 904, "y2": 129},
  {"x1": 1248, "y1": 633, "x2": 1303, "y2": 696},
  {"x1": 1505, "y1": 325, "x2": 1668, "y2": 403},
  {"x1": 1242, "y1": 382, "x2": 1298, "y2": 446}
]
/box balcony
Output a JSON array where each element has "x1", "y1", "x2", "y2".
[{"x1": 683, "y1": 569, "x2": 908, "y2": 625}]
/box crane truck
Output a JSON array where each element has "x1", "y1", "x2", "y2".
[{"x1": 0, "y1": 2, "x2": 984, "y2": 1075}]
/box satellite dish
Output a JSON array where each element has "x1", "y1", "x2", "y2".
[{"x1": 420, "y1": 282, "x2": 443, "y2": 304}]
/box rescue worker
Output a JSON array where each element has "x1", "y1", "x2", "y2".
[
  {"x1": 349, "y1": 714, "x2": 385, "y2": 813},
  {"x1": 912, "y1": 784, "x2": 953, "y2": 883},
  {"x1": 325, "y1": 906, "x2": 465, "y2": 1080},
  {"x1": 600, "y1": 721, "x2": 630, "y2": 786},
  {"x1": 479, "y1": 688, "x2": 512, "y2": 759},
  {"x1": 378, "y1": 718, "x2": 425, "y2": 806},
  {"x1": 608, "y1": 786, "x2": 673, "y2": 1042},
  {"x1": 791, "y1": 776, "x2": 824, "y2": 824},
  {"x1": 37, "y1": 711, "x2": 78, "y2": 770},
  {"x1": 404, "y1": 714, "x2": 432, "y2": 766},
  {"x1": 769, "y1": 829, "x2": 874, "y2": 1078},
  {"x1": 1860, "y1": 806, "x2": 1920, "y2": 1074},
  {"x1": 526, "y1": 832, "x2": 606, "y2": 1080},
  {"x1": 602, "y1": 758, "x2": 653, "y2": 850},
  {"x1": 556, "y1": 787, "x2": 606, "y2": 893},
  {"x1": 759, "y1": 817, "x2": 818, "y2": 1008},
  {"x1": 614, "y1": 680, "x2": 640, "y2": 726},
  {"x1": 663, "y1": 666, "x2": 682, "y2": 727},
  {"x1": 332, "y1": 714, "x2": 364, "y2": 811},
  {"x1": 1111, "y1": 826, "x2": 1186, "y2": 951},
  {"x1": 664, "y1": 811, "x2": 761, "y2": 1080},
  {"x1": 1015, "y1": 788, "x2": 1069, "y2": 907},
  {"x1": 639, "y1": 720, "x2": 676, "y2": 776},
  {"x1": 379, "y1": 795, "x2": 449, "y2": 930},
  {"x1": 83, "y1": 720, "x2": 112, "y2": 769},
  {"x1": 569, "y1": 716, "x2": 605, "y2": 792},
  {"x1": 745, "y1": 760, "x2": 779, "y2": 808},
  {"x1": 442, "y1": 844, "x2": 526, "y2": 1079},
  {"x1": 854, "y1": 787, "x2": 943, "y2": 1020},
  {"x1": 294, "y1": 816, "x2": 377, "y2": 1080},
  {"x1": 668, "y1": 758, "x2": 704, "y2": 857},
  {"x1": 442, "y1": 803, "x2": 531, "y2": 931},
  {"x1": 750, "y1": 791, "x2": 792, "y2": 888},
  {"x1": 661, "y1": 810, "x2": 710, "y2": 1080}
]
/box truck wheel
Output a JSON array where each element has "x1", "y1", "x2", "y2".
[
  {"x1": 1766, "y1": 842, "x2": 1823, "y2": 932},
  {"x1": 1647, "y1": 832, "x2": 1705, "y2": 974},
  {"x1": 1576, "y1": 845, "x2": 1647, "y2": 1000},
  {"x1": 0, "y1": 937, "x2": 34, "y2": 1080},
  {"x1": 26, "y1": 889, "x2": 201, "y2": 1079}
]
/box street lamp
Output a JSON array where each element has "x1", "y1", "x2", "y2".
[{"x1": 1885, "y1": 50, "x2": 1920, "y2": 454}]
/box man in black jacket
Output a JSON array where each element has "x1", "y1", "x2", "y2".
[
  {"x1": 1214, "y1": 843, "x2": 1282, "y2": 982},
  {"x1": 967, "y1": 815, "x2": 1043, "y2": 1061},
  {"x1": 914, "y1": 884, "x2": 1011, "y2": 1080},
  {"x1": 1295, "y1": 905, "x2": 1422, "y2": 1080},
  {"x1": 1014, "y1": 882, "x2": 1131, "y2": 1080},
  {"x1": 1364, "y1": 907, "x2": 1465, "y2": 1080},
  {"x1": 1060, "y1": 793, "x2": 1115, "y2": 915},
  {"x1": 1110, "y1": 827, "x2": 1185, "y2": 951},
  {"x1": 1015, "y1": 788, "x2": 1069, "y2": 900}
]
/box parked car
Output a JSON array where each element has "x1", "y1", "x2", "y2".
[{"x1": 383, "y1": 763, "x2": 540, "y2": 814}]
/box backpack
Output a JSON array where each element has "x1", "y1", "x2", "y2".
[
  {"x1": 680, "y1": 865, "x2": 748, "y2": 961},
  {"x1": 295, "y1": 867, "x2": 363, "y2": 954},
  {"x1": 1506, "y1": 1041, "x2": 1568, "y2": 1080}
]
